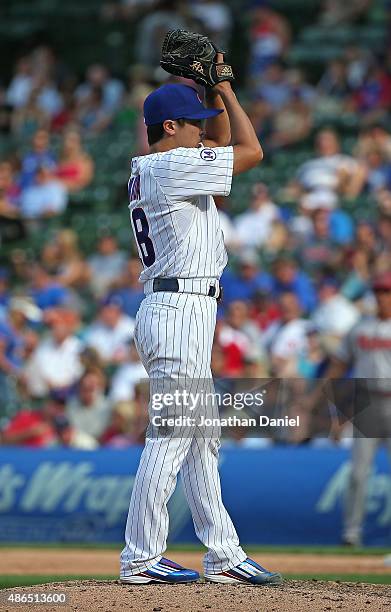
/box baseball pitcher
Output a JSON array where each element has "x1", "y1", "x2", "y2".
[{"x1": 120, "y1": 30, "x2": 282, "y2": 586}]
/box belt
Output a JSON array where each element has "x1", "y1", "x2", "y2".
[{"x1": 144, "y1": 277, "x2": 222, "y2": 301}]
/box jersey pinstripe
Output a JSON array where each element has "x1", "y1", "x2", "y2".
[{"x1": 128, "y1": 145, "x2": 233, "y2": 282}]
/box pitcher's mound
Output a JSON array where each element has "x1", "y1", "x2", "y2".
[{"x1": 1, "y1": 579, "x2": 391, "y2": 612}]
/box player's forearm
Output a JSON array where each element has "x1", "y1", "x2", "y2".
[
  {"x1": 214, "y1": 82, "x2": 263, "y2": 172},
  {"x1": 204, "y1": 88, "x2": 231, "y2": 147}
]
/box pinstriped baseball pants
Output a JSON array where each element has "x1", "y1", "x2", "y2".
[{"x1": 120, "y1": 291, "x2": 246, "y2": 577}]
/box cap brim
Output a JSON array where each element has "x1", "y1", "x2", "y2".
[{"x1": 180, "y1": 108, "x2": 224, "y2": 121}]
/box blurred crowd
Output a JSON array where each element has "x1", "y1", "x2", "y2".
[{"x1": 0, "y1": 0, "x2": 391, "y2": 448}]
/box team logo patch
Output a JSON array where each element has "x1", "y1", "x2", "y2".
[
  {"x1": 200, "y1": 148, "x2": 217, "y2": 161},
  {"x1": 190, "y1": 61, "x2": 204, "y2": 75},
  {"x1": 216, "y1": 64, "x2": 234, "y2": 78}
]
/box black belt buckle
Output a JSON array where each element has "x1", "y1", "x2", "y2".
[{"x1": 153, "y1": 278, "x2": 179, "y2": 293}]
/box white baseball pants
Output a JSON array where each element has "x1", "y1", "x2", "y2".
[{"x1": 120, "y1": 291, "x2": 246, "y2": 577}]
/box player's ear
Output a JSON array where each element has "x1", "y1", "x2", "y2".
[{"x1": 162, "y1": 119, "x2": 176, "y2": 137}]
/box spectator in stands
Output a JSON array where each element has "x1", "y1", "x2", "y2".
[
  {"x1": 19, "y1": 129, "x2": 56, "y2": 189},
  {"x1": 0, "y1": 297, "x2": 42, "y2": 409},
  {"x1": 100, "y1": 400, "x2": 139, "y2": 448},
  {"x1": 6, "y1": 57, "x2": 33, "y2": 109},
  {"x1": 286, "y1": 67, "x2": 316, "y2": 104},
  {"x1": 362, "y1": 146, "x2": 391, "y2": 192},
  {"x1": 225, "y1": 300, "x2": 265, "y2": 363},
  {"x1": 79, "y1": 345, "x2": 104, "y2": 374},
  {"x1": 344, "y1": 45, "x2": 373, "y2": 91},
  {"x1": 84, "y1": 295, "x2": 135, "y2": 365},
  {"x1": 221, "y1": 250, "x2": 272, "y2": 307},
  {"x1": 30, "y1": 45, "x2": 67, "y2": 89},
  {"x1": 11, "y1": 87, "x2": 50, "y2": 136},
  {"x1": 108, "y1": 257, "x2": 144, "y2": 318},
  {"x1": 56, "y1": 129, "x2": 94, "y2": 192},
  {"x1": 246, "y1": 98, "x2": 272, "y2": 142},
  {"x1": 289, "y1": 189, "x2": 338, "y2": 247},
  {"x1": 340, "y1": 248, "x2": 373, "y2": 302},
  {"x1": 317, "y1": 59, "x2": 352, "y2": 106},
  {"x1": 0, "y1": 160, "x2": 20, "y2": 218},
  {"x1": 66, "y1": 369, "x2": 111, "y2": 442},
  {"x1": 352, "y1": 62, "x2": 391, "y2": 122},
  {"x1": 297, "y1": 326, "x2": 327, "y2": 379},
  {"x1": 248, "y1": 3, "x2": 291, "y2": 78},
  {"x1": 269, "y1": 90, "x2": 313, "y2": 150},
  {"x1": 292, "y1": 128, "x2": 366, "y2": 199},
  {"x1": 76, "y1": 64, "x2": 124, "y2": 115},
  {"x1": 250, "y1": 289, "x2": 281, "y2": 332},
  {"x1": 270, "y1": 256, "x2": 317, "y2": 313},
  {"x1": 311, "y1": 278, "x2": 360, "y2": 350},
  {"x1": 297, "y1": 208, "x2": 341, "y2": 273},
  {"x1": 77, "y1": 86, "x2": 112, "y2": 134},
  {"x1": 87, "y1": 234, "x2": 127, "y2": 299},
  {"x1": 20, "y1": 164, "x2": 68, "y2": 218},
  {"x1": 234, "y1": 183, "x2": 280, "y2": 249},
  {"x1": 266, "y1": 292, "x2": 309, "y2": 377},
  {"x1": 52, "y1": 414, "x2": 98, "y2": 449},
  {"x1": 109, "y1": 340, "x2": 147, "y2": 403},
  {"x1": 24, "y1": 307, "x2": 83, "y2": 398},
  {"x1": 190, "y1": 0, "x2": 232, "y2": 48},
  {"x1": 33, "y1": 73, "x2": 64, "y2": 119},
  {"x1": 0, "y1": 403, "x2": 57, "y2": 447},
  {"x1": 354, "y1": 220, "x2": 379, "y2": 259},
  {"x1": 50, "y1": 229, "x2": 90, "y2": 289},
  {"x1": 215, "y1": 316, "x2": 251, "y2": 377},
  {"x1": 51, "y1": 88, "x2": 78, "y2": 133},
  {"x1": 29, "y1": 263, "x2": 71, "y2": 310},
  {"x1": 355, "y1": 122, "x2": 391, "y2": 161},
  {"x1": 103, "y1": 381, "x2": 148, "y2": 446},
  {"x1": 263, "y1": 219, "x2": 292, "y2": 259},
  {"x1": 254, "y1": 62, "x2": 292, "y2": 110},
  {"x1": 299, "y1": 190, "x2": 355, "y2": 246}
]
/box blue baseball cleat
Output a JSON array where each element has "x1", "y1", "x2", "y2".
[
  {"x1": 120, "y1": 557, "x2": 200, "y2": 584},
  {"x1": 205, "y1": 557, "x2": 283, "y2": 586}
]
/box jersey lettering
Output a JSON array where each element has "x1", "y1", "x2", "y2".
[
  {"x1": 131, "y1": 207, "x2": 156, "y2": 267},
  {"x1": 128, "y1": 175, "x2": 141, "y2": 201}
]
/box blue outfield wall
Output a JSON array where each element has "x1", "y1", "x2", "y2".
[{"x1": 0, "y1": 447, "x2": 390, "y2": 546}]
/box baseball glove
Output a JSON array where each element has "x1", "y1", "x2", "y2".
[{"x1": 160, "y1": 29, "x2": 234, "y2": 88}]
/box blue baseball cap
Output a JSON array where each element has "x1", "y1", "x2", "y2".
[{"x1": 143, "y1": 84, "x2": 223, "y2": 126}]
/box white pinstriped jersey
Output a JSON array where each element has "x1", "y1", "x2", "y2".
[{"x1": 127, "y1": 145, "x2": 233, "y2": 283}]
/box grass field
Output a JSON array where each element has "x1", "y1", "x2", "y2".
[
  {"x1": 0, "y1": 543, "x2": 390, "y2": 555},
  {"x1": 0, "y1": 545, "x2": 390, "y2": 589}
]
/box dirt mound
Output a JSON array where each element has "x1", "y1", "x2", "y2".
[{"x1": 1, "y1": 579, "x2": 391, "y2": 612}]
